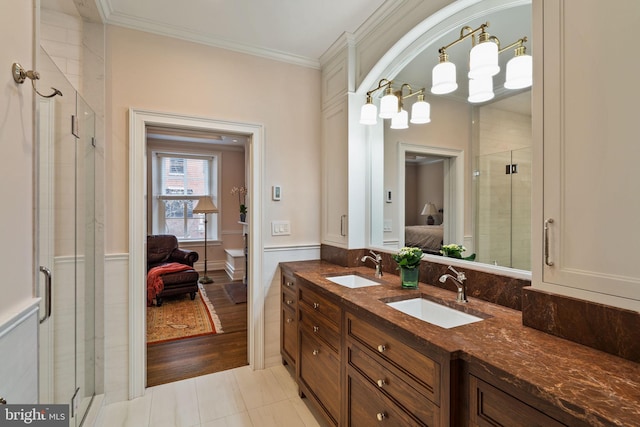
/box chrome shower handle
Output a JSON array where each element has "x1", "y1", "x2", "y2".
[{"x1": 39, "y1": 266, "x2": 52, "y2": 324}]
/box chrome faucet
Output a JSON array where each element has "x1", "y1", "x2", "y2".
[
  {"x1": 361, "y1": 250, "x2": 383, "y2": 278},
  {"x1": 439, "y1": 265, "x2": 468, "y2": 303}
]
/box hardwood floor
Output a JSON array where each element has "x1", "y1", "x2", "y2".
[{"x1": 146, "y1": 271, "x2": 248, "y2": 387}]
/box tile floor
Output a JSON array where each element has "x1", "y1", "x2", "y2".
[{"x1": 95, "y1": 365, "x2": 329, "y2": 427}]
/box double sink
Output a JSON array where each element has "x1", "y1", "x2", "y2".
[{"x1": 326, "y1": 273, "x2": 487, "y2": 329}]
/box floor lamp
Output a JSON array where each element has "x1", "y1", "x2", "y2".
[{"x1": 193, "y1": 195, "x2": 218, "y2": 284}]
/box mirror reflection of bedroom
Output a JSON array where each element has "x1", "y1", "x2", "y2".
[{"x1": 404, "y1": 153, "x2": 447, "y2": 255}]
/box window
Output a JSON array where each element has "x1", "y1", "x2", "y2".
[{"x1": 152, "y1": 153, "x2": 219, "y2": 241}]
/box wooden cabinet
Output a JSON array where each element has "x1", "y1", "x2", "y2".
[
  {"x1": 280, "y1": 268, "x2": 297, "y2": 369},
  {"x1": 469, "y1": 375, "x2": 567, "y2": 427},
  {"x1": 297, "y1": 279, "x2": 342, "y2": 426},
  {"x1": 345, "y1": 312, "x2": 443, "y2": 426},
  {"x1": 534, "y1": 0, "x2": 640, "y2": 310}
]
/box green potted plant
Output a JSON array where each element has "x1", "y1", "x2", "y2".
[
  {"x1": 440, "y1": 243, "x2": 476, "y2": 261},
  {"x1": 392, "y1": 247, "x2": 423, "y2": 289}
]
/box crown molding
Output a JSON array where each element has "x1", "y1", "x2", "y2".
[{"x1": 97, "y1": 0, "x2": 321, "y2": 69}]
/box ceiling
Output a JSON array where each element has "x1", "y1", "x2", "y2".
[
  {"x1": 91, "y1": 0, "x2": 387, "y2": 68},
  {"x1": 44, "y1": 0, "x2": 531, "y2": 115}
]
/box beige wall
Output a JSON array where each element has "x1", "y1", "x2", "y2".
[
  {"x1": 0, "y1": 0, "x2": 35, "y2": 318},
  {"x1": 106, "y1": 26, "x2": 322, "y2": 254}
]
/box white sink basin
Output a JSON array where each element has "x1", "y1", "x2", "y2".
[
  {"x1": 386, "y1": 298, "x2": 484, "y2": 329},
  {"x1": 327, "y1": 274, "x2": 381, "y2": 289}
]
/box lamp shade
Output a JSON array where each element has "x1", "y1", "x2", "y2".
[
  {"x1": 193, "y1": 195, "x2": 218, "y2": 214},
  {"x1": 360, "y1": 101, "x2": 378, "y2": 125},
  {"x1": 468, "y1": 40, "x2": 500, "y2": 79},
  {"x1": 468, "y1": 77, "x2": 495, "y2": 103},
  {"x1": 390, "y1": 109, "x2": 409, "y2": 129},
  {"x1": 410, "y1": 96, "x2": 431, "y2": 124},
  {"x1": 504, "y1": 53, "x2": 532, "y2": 89},
  {"x1": 421, "y1": 202, "x2": 438, "y2": 216},
  {"x1": 379, "y1": 90, "x2": 399, "y2": 119},
  {"x1": 431, "y1": 60, "x2": 457, "y2": 95}
]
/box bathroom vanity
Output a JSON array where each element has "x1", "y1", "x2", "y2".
[{"x1": 281, "y1": 261, "x2": 640, "y2": 427}]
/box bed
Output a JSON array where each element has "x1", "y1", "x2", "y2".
[{"x1": 405, "y1": 225, "x2": 444, "y2": 254}]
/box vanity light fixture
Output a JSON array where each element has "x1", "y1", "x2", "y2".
[
  {"x1": 360, "y1": 80, "x2": 430, "y2": 127},
  {"x1": 430, "y1": 23, "x2": 532, "y2": 98},
  {"x1": 503, "y1": 37, "x2": 532, "y2": 89}
]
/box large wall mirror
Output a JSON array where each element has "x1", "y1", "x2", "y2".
[{"x1": 368, "y1": 0, "x2": 532, "y2": 274}]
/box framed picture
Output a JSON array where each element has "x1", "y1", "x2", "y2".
[{"x1": 272, "y1": 185, "x2": 281, "y2": 201}]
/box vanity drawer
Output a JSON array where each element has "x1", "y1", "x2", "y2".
[
  {"x1": 300, "y1": 304, "x2": 340, "y2": 353},
  {"x1": 347, "y1": 342, "x2": 437, "y2": 425},
  {"x1": 346, "y1": 368, "x2": 428, "y2": 427},
  {"x1": 281, "y1": 271, "x2": 297, "y2": 293},
  {"x1": 346, "y1": 312, "x2": 440, "y2": 404},
  {"x1": 298, "y1": 284, "x2": 340, "y2": 326},
  {"x1": 281, "y1": 291, "x2": 296, "y2": 309}
]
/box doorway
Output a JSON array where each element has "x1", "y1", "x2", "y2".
[
  {"x1": 129, "y1": 109, "x2": 265, "y2": 398},
  {"x1": 144, "y1": 127, "x2": 249, "y2": 386}
]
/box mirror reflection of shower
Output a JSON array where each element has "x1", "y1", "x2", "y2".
[{"x1": 473, "y1": 91, "x2": 531, "y2": 270}]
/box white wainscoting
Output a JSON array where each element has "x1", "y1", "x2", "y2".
[
  {"x1": 103, "y1": 254, "x2": 130, "y2": 404},
  {"x1": 263, "y1": 244, "x2": 321, "y2": 368},
  {"x1": 0, "y1": 299, "x2": 40, "y2": 405}
]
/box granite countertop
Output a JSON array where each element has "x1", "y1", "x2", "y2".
[{"x1": 281, "y1": 260, "x2": 640, "y2": 427}]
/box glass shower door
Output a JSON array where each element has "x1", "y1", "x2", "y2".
[
  {"x1": 37, "y1": 47, "x2": 96, "y2": 426},
  {"x1": 475, "y1": 148, "x2": 531, "y2": 269}
]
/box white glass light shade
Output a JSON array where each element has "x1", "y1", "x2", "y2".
[
  {"x1": 468, "y1": 77, "x2": 494, "y2": 103},
  {"x1": 504, "y1": 54, "x2": 533, "y2": 89},
  {"x1": 379, "y1": 92, "x2": 399, "y2": 119},
  {"x1": 431, "y1": 61, "x2": 458, "y2": 95},
  {"x1": 410, "y1": 99, "x2": 431, "y2": 124},
  {"x1": 468, "y1": 41, "x2": 499, "y2": 79},
  {"x1": 360, "y1": 102, "x2": 378, "y2": 125},
  {"x1": 390, "y1": 109, "x2": 408, "y2": 129}
]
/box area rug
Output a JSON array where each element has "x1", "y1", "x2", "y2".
[
  {"x1": 147, "y1": 284, "x2": 223, "y2": 344},
  {"x1": 224, "y1": 281, "x2": 247, "y2": 304}
]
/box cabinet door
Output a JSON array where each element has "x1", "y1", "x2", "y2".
[
  {"x1": 469, "y1": 375, "x2": 566, "y2": 427},
  {"x1": 322, "y1": 100, "x2": 349, "y2": 246},
  {"x1": 539, "y1": 0, "x2": 640, "y2": 309}
]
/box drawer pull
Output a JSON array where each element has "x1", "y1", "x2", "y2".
[
  {"x1": 377, "y1": 344, "x2": 387, "y2": 353},
  {"x1": 312, "y1": 349, "x2": 319, "y2": 356},
  {"x1": 376, "y1": 412, "x2": 387, "y2": 421},
  {"x1": 313, "y1": 302, "x2": 320, "y2": 309},
  {"x1": 286, "y1": 281, "x2": 294, "y2": 287},
  {"x1": 286, "y1": 300, "x2": 293, "y2": 305},
  {"x1": 376, "y1": 379, "x2": 386, "y2": 388},
  {"x1": 313, "y1": 326, "x2": 319, "y2": 333},
  {"x1": 286, "y1": 318, "x2": 294, "y2": 324}
]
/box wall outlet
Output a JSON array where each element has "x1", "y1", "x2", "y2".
[
  {"x1": 271, "y1": 220, "x2": 291, "y2": 236},
  {"x1": 384, "y1": 219, "x2": 392, "y2": 232}
]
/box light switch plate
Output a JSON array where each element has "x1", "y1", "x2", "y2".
[{"x1": 271, "y1": 220, "x2": 291, "y2": 236}]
